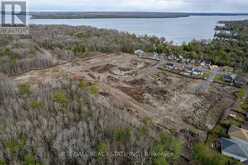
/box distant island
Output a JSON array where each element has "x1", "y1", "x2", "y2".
[{"x1": 30, "y1": 12, "x2": 248, "y2": 19}]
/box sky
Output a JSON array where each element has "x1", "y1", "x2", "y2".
[{"x1": 29, "y1": 0, "x2": 248, "y2": 13}]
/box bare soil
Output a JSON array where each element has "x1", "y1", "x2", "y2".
[{"x1": 13, "y1": 53, "x2": 238, "y2": 140}]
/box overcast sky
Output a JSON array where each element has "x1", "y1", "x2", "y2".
[{"x1": 30, "y1": 0, "x2": 248, "y2": 12}]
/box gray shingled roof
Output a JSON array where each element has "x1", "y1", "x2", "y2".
[{"x1": 221, "y1": 138, "x2": 248, "y2": 161}]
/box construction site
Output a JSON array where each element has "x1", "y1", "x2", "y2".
[{"x1": 13, "y1": 53, "x2": 238, "y2": 142}]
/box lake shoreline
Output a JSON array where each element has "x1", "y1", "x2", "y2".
[{"x1": 30, "y1": 12, "x2": 248, "y2": 19}]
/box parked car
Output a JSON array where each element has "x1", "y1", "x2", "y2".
[
  {"x1": 192, "y1": 68, "x2": 203, "y2": 76},
  {"x1": 165, "y1": 63, "x2": 176, "y2": 70},
  {"x1": 224, "y1": 75, "x2": 233, "y2": 83},
  {"x1": 224, "y1": 74, "x2": 236, "y2": 83},
  {"x1": 234, "y1": 76, "x2": 247, "y2": 87}
]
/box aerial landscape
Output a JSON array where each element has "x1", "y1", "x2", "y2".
[{"x1": 1, "y1": 0, "x2": 248, "y2": 165}]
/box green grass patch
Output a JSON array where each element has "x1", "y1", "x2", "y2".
[
  {"x1": 214, "y1": 74, "x2": 224, "y2": 83},
  {"x1": 193, "y1": 143, "x2": 241, "y2": 165}
]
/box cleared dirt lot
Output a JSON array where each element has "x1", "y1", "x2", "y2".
[{"x1": 14, "y1": 53, "x2": 237, "y2": 139}]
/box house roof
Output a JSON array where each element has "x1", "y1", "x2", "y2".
[
  {"x1": 229, "y1": 126, "x2": 248, "y2": 143},
  {"x1": 220, "y1": 138, "x2": 248, "y2": 161}
]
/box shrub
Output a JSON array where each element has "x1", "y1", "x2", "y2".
[
  {"x1": 212, "y1": 125, "x2": 228, "y2": 138},
  {"x1": 31, "y1": 101, "x2": 44, "y2": 110},
  {"x1": 71, "y1": 44, "x2": 86, "y2": 57},
  {"x1": 0, "y1": 160, "x2": 6, "y2": 165},
  {"x1": 139, "y1": 127, "x2": 148, "y2": 136},
  {"x1": 143, "y1": 117, "x2": 153, "y2": 126},
  {"x1": 152, "y1": 133, "x2": 183, "y2": 164},
  {"x1": 193, "y1": 143, "x2": 242, "y2": 165},
  {"x1": 5, "y1": 135, "x2": 27, "y2": 155},
  {"x1": 52, "y1": 90, "x2": 69, "y2": 107},
  {"x1": 24, "y1": 154, "x2": 36, "y2": 165},
  {"x1": 88, "y1": 84, "x2": 100, "y2": 96},
  {"x1": 152, "y1": 156, "x2": 168, "y2": 165},
  {"x1": 237, "y1": 88, "x2": 246, "y2": 99},
  {"x1": 96, "y1": 143, "x2": 108, "y2": 160},
  {"x1": 79, "y1": 81, "x2": 100, "y2": 96},
  {"x1": 114, "y1": 128, "x2": 132, "y2": 142},
  {"x1": 241, "y1": 100, "x2": 248, "y2": 110},
  {"x1": 79, "y1": 80, "x2": 89, "y2": 90},
  {"x1": 18, "y1": 83, "x2": 32, "y2": 96}
]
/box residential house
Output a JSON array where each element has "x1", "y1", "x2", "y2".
[{"x1": 220, "y1": 138, "x2": 248, "y2": 162}]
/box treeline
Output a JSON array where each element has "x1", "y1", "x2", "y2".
[
  {"x1": 1, "y1": 21, "x2": 248, "y2": 75},
  {"x1": 30, "y1": 25, "x2": 158, "y2": 54}
]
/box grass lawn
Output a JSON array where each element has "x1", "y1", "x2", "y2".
[{"x1": 214, "y1": 74, "x2": 224, "y2": 83}]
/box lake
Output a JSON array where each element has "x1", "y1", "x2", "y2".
[{"x1": 31, "y1": 15, "x2": 248, "y2": 44}]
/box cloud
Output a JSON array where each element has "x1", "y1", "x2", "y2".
[{"x1": 29, "y1": 0, "x2": 248, "y2": 12}]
